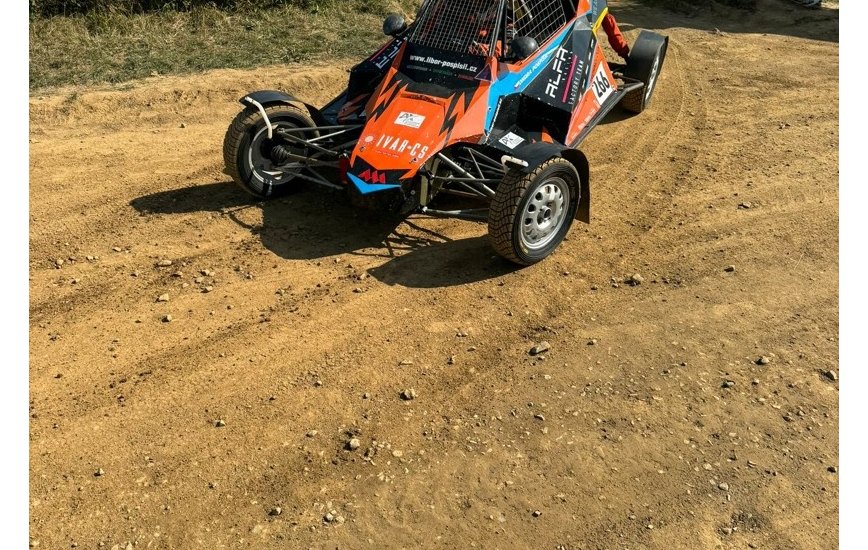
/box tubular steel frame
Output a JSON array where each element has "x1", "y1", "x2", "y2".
[{"x1": 262, "y1": 127, "x2": 505, "y2": 221}]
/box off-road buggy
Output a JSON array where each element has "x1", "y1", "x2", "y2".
[{"x1": 223, "y1": 0, "x2": 667, "y2": 265}]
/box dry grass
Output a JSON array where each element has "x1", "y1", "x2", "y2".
[{"x1": 29, "y1": 1, "x2": 419, "y2": 91}]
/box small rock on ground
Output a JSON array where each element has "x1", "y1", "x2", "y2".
[
  {"x1": 400, "y1": 389, "x2": 417, "y2": 401},
  {"x1": 627, "y1": 273, "x2": 644, "y2": 286},
  {"x1": 529, "y1": 341, "x2": 551, "y2": 356},
  {"x1": 824, "y1": 370, "x2": 837, "y2": 381},
  {"x1": 347, "y1": 438, "x2": 361, "y2": 450}
]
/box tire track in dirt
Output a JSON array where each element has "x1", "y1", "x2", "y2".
[{"x1": 30, "y1": 5, "x2": 838, "y2": 549}]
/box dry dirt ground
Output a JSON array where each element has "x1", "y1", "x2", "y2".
[{"x1": 29, "y1": 1, "x2": 839, "y2": 548}]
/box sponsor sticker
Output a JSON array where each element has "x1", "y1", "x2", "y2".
[
  {"x1": 395, "y1": 112, "x2": 426, "y2": 128},
  {"x1": 499, "y1": 132, "x2": 525, "y2": 149},
  {"x1": 375, "y1": 135, "x2": 429, "y2": 158}
]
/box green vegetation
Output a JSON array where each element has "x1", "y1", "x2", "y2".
[
  {"x1": 29, "y1": 0, "x2": 755, "y2": 92},
  {"x1": 29, "y1": 1, "x2": 416, "y2": 90},
  {"x1": 29, "y1": 0, "x2": 399, "y2": 18}
]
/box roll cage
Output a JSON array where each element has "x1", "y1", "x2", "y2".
[{"x1": 407, "y1": 0, "x2": 575, "y2": 61}]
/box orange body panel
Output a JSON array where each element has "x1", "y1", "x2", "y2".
[{"x1": 351, "y1": 58, "x2": 495, "y2": 179}]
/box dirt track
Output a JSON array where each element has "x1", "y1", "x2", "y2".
[{"x1": 30, "y1": 1, "x2": 839, "y2": 548}]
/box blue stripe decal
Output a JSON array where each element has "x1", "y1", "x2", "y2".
[
  {"x1": 484, "y1": 24, "x2": 574, "y2": 131},
  {"x1": 348, "y1": 172, "x2": 401, "y2": 195}
]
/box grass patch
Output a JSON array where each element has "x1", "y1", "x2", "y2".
[{"x1": 29, "y1": 1, "x2": 419, "y2": 91}]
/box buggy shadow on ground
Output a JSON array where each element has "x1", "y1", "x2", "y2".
[{"x1": 130, "y1": 182, "x2": 519, "y2": 287}]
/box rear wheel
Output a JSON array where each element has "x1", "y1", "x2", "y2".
[
  {"x1": 622, "y1": 31, "x2": 668, "y2": 114},
  {"x1": 222, "y1": 104, "x2": 317, "y2": 199},
  {"x1": 487, "y1": 157, "x2": 580, "y2": 265}
]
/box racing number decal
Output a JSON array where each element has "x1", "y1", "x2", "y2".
[
  {"x1": 591, "y1": 64, "x2": 615, "y2": 105},
  {"x1": 592, "y1": 72, "x2": 610, "y2": 97}
]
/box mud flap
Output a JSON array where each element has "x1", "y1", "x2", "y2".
[{"x1": 562, "y1": 149, "x2": 590, "y2": 223}]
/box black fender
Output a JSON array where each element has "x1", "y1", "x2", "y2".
[
  {"x1": 239, "y1": 90, "x2": 327, "y2": 125},
  {"x1": 562, "y1": 148, "x2": 590, "y2": 223},
  {"x1": 502, "y1": 142, "x2": 591, "y2": 223}
]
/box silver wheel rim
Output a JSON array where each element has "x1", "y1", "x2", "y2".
[
  {"x1": 519, "y1": 176, "x2": 570, "y2": 251},
  {"x1": 645, "y1": 53, "x2": 661, "y2": 103},
  {"x1": 247, "y1": 123, "x2": 303, "y2": 184}
]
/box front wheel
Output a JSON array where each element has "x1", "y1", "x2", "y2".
[
  {"x1": 487, "y1": 157, "x2": 580, "y2": 266},
  {"x1": 222, "y1": 104, "x2": 317, "y2": 199},
  {"x1": 622, "y1": 31, "x2": 668, "y2": 114}
]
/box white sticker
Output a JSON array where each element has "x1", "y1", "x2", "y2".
[
  {"x1": 499, "y1": 132, "x2": 525, "y2": 149},
  {"x1": 590, "y1": 64, "x2": 615, "y2": 105},
  {"x1": 395, "y1": 112, "x2": 425, "y2": 128}
]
